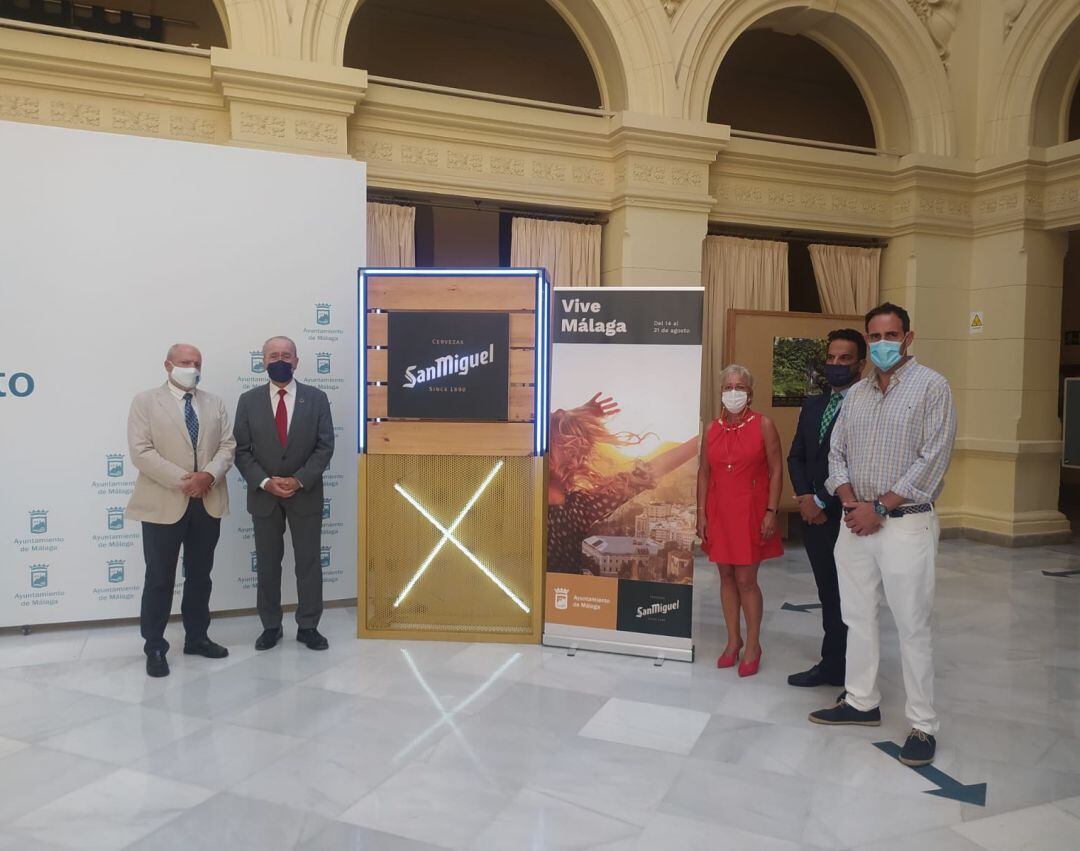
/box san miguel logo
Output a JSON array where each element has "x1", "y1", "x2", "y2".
[
  {"x1": 402, "y1": 344, "x2": 497, "y2": 389},
  {"x1": 387, "y1": 311, "x2": 509, "y2": 421},
  {"x1": 636, "y1": 599, "x2": 680, "y2": 618},
  {"x1": 616, "y1": 580, "x2": 693, "y2": 638}
]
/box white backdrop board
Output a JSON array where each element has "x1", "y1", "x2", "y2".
[{"x1": 0, "y1": 119, "x2": 364, "y2": 627}]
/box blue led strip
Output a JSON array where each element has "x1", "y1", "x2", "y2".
[
  {"x1": 534, "y1": 270, "x2": 550, "y2": 455},
  {"x1": 533, "y1": 271, "x2": 543, "y2": 456},
  {"x1": 541, "y1": 272, "x2": 551, "y2": 453},
  {"x1": 357, "y1": 269, "x2": 368, "y2": 453},
  {"x1": 358, "y1": 268, "x2": 542, "y2": 277}
]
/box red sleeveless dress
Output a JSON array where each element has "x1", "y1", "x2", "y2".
[{"x1": 703, "y1": 411, "x2": 784, "y2": 566}]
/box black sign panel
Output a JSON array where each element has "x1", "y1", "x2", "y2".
[
  {"x1": 615, "y1": 579, "x2": 693, "y2": 638},
  {"x1": 553, "y1": 290, "x2": 703, "y2": 345},
  {"x1": 387, "y1": 311, "x2": 510, "y2": 420}
]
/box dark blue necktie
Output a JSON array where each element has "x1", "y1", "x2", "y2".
[{"x1": 183, "y1": 393, "x2": 199, "y2": 469}]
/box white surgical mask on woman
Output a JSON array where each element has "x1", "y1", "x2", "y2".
[
  {"x1": 721, "y1": 389, "x2": 748, "y2": 414},
  {"x1": 169, "y1": 365, "x2": 200, "y2": 390}
]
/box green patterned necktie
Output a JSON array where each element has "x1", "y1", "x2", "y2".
[{"x1": 819, "y1": 392, "x2": 842, "y2": 442}]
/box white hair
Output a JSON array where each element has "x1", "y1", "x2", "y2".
[{"x1": 719, "y1": 364, "x2": 754, "y2": 388}]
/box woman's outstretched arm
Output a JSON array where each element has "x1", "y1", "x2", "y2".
[{"x1": 651, "y1": 434, "x2": 701, "y2": 480}]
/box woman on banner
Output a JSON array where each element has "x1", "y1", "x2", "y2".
[
  {"x1": 548, "y1": 393, "x2": 699, "y2": 574},
  {"x1": 697, "y1": 364, "x2": 784, "y2": 677}
]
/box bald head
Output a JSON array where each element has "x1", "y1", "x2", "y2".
[
  {"x1": 262, "y1": 336, "x2": 297, "y2": 358},
  {"x1": 165, "y1": 343, "x2": 201, "y2": 366}
]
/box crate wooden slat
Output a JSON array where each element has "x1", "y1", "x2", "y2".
[
  {"x1": 367, "y1": 384, "x2": 535, "y2": 421},
  {"x1": 366, "y1": 421, "x2": 534, "y2": 455},
  {"x1": 366, "y1": 311, "x2": 534, "y2": 348},
  {"x1": 367, "y1": 275, "x2": 536, "y2": 311},
  {"x1": 366, "y1": 348, "x2": 387, "y2": 379}
]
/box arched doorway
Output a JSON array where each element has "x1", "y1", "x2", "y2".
[
  {"x1": 343, "y1": 0, "x2": 602, "y2": 109},
  {"x1": 683, "y1": 1, "x2": 956, "y2": 156},
  {"x1": 0, "y1": 0, "x2": 228, "y2": 48},
  {"x1": 708, "y1": 28, "x2": 876, "y2": 148}
]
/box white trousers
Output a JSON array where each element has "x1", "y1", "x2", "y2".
[{"x1": 835, "y1": 509, "x2": 940, "y2": 735}]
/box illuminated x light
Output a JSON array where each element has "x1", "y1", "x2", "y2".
[{"x1": 392, "y1": 460, "x2": 530, "y2": 613}]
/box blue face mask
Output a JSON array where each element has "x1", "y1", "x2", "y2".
[
  {"x1": 266, "y1": 361, "x2": 294, "y2": 383},
  {"x1": 869, "y1": 340, "x2": 903, "y2": 371}
]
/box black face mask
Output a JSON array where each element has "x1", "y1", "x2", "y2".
[
  {"x1": 266, "y1": 361, "x2": 294, "y2": 383},
  {"x1": 824, "y1": 363, "x2": 858, "y2": 388}
]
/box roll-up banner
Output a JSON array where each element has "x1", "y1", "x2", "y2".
[{"x1": 543, "y1": 287, "x2": 704, "y2": 662}]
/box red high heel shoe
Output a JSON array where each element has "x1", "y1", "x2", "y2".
[
  {"x1": 716, "y1": 640, "x2": 743, "y2": 669},
  {"x1": 738, "y1": 649, "x2": 762, "y2": 678}
]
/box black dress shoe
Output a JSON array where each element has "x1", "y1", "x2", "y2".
[
  {"x1": 183, "y1": 638, "x2": 229, "y2": 659},
  {"x1": 787, "y1": 664, "x2": 846, "y2": 688},
  {"x1": 255, "y1": 626, "x2": 283, "y2": 651},
  {"x1": 146, "y1": 649, "x2": 169, "y2": 678},
  {"x1": 808, "y1": 699, "x2": 881, "y2": 726},
  {"x1": 296, "y1": 628, "x2": 329, "y2": 650},
  {"x1": 899, "y1": 729, "x2": 937, "y2": 766}
]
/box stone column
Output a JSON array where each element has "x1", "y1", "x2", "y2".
[
  {"x1": 211, "y1": 48, "x2": 367, "y2": 157},
  {"x1": 602, "y1": 112, "x2": 728, "y2": 286}
]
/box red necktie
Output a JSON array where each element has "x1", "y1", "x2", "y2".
[{"x1": 275, "y1": 388, "x2": 288, "y2": 447}]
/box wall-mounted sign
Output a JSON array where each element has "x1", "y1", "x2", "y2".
[{"x1": 387, "y1": 311, "x2": 509, "y2": 420}]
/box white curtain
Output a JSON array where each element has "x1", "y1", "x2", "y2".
[
  {"x1": 510, "y1": 217, "x2": 601, "y2": 287},
  {"x1": 700, "y1": 235, "x2": 789, "y2": 424},
  {"x1": 808, "y1": 243, "x2": 881, "y2": 315},
  {"x1": 367, "y1": 202, "x2": 416, "y2": 267}
]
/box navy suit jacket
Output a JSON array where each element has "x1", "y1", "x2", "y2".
[{"x1": 787, "y1": 391, "x2": 843, "y2": 512}]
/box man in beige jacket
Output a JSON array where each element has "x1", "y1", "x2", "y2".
[{"x1": 127, "y1": 343, "x2": 236, "y2": 677}]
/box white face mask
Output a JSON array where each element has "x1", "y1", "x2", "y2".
[
  {"x1": 721, "y1": 389, "x2": 748, "y2": 414},
  {"x1": 169, "y1": 365, "x2": 200, "y2": 390}
]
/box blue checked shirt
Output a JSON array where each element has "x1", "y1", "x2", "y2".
[{"x1": 826, "y1": 358, "x2": 957, "y2": 504}]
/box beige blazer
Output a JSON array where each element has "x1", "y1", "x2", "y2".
[{"x1": 126, "y1": 383, "x2": 236, "y2": 524}]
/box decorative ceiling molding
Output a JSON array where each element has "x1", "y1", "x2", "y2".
[
  {"x1": 662, "y1": 0, "x2": 683, "y2": 19},
  {"x1": 1003, "y1": 0, "x2": 1028, "y2": 39},
  {"x1": 906, "y1": 0, "x2": 959, "y2": 67}
]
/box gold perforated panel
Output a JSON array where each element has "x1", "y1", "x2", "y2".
[{"x1": 359, "y1": 454, "x2": 541, "y2": 641}]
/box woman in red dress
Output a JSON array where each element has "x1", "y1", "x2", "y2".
[{"x1": 697, "y1": 364, "x2": 784, "y2": 677}]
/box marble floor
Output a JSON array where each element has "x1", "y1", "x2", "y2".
[{"x1": 1, "y1": 538, "x2": 1079, "y2": 850}]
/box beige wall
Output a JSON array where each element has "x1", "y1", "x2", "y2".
[{"x1": 3, "y1": 0, "x2": 1080, "y2": 544}]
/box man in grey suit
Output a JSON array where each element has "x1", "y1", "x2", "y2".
[
  {"x1": 234, "y1": 336, "x2": 335, "y2": 651},
  {"x1": 127, "y1": 343, "x2": 236, "y2": 677}
]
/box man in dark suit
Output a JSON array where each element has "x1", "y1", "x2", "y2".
[
  {"x1": 234, "y1": 336, "x2": 335, "y2": 651},
  {"x1": 786, "y1": 328, "x2": 866, "y2": 688}
]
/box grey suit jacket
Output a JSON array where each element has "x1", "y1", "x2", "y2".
[
  {"x1": 126, "y1": 383, "x2": 236, "y2": 524},
  {"x1": 233, "y1": 381, "x2": 335, "y2": 518}
]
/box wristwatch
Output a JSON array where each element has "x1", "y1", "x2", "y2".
[{"x1": 872, "y1": 499, "x2": 889, "y2": 519}]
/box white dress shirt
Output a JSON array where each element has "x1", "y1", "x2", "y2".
[
  {"x1": 269, "y1": 378, "x2": 297, "y2": 431},
  {"x1": 260, "y1": 379, "x2": 300, "y2": 492},
  {"x1": 167, "y1": 379, "x2": 212, "y2": 481},
  {"x1": 167, "y1": 379, "x2": 200, "y2": 419}
]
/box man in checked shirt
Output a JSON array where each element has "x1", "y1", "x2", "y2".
[{"x1": 808, "y1": 302, "x2": 957, "y2": 767}]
